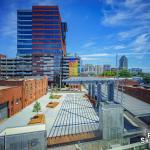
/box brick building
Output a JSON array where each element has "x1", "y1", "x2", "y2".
[
  {"x1": 0, "y1": 86, "x2": 22, "y2": 120},
  {"x1": 0, "y1": 54, "x2": 6, "y2": 59},
  {"x1": 0, "y1": 76, "x2": 48, "y2": 120},
  {"x1": 118, "y1": 79, "x2": 150, "y2": 104}
]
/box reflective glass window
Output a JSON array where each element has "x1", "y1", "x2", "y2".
[
  {"x1": 17, "y1": 12, "x2": 32, "y2": 15},
  {"x1": 32, "y1": 39, "x2": 61, "y2": 43},
  {"x1": 32, "y1": 25, "x2": 59, "y2": 29},
  {"x1": 32, "y1": 11, "x2": 59, "y2": 15},
  {"x1": 32, "y1": 21, "x2": 59, "y2": 24},
  {"x1": 18, "y1": 21, "x2": 32, "y2": 25},
  {"x1": 17, "y1": 45, "x2": 32, "y2": 48},
  {"x1": 18, "y1": 17, "x2": 32, "y2": 20},
  {"x1": 18, "y1": 40, "x2": 32, "y2": 43},
  {"x1": 18, "y1": 31, "x2": 32, "y2": 34},
  {"x1": 32, "y1": 35, "x2": 61, "y2": 38},
  {"x1": 18, "y1": 35, "x2": 32, "y2": 39},
  {"x1": 32, "y1": 44, "x2": 61, "y2": 48},
  {"x1": 32, "y1": 16, "x2": 59, "y2": 19},
  {"x1": 32, "y1": 30, "x2": 60, "y2": 34},
  {"x1": 18, "y1": 26, "x2": 32, "y2": 29}
]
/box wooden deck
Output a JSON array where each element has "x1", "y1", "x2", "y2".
[{"x1": 47, "y1": 132, "x2": 97, "y2": 146}]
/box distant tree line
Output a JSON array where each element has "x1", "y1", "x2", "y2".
[
  {"x1": 89, "y1": 69, "x2": 150, "y2": 83},
  {"x1": 99, "y1": 69, "x2": 132, "y2": 77}
]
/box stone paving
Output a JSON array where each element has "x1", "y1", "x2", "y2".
[{"x1": 0, "y1": 92, "x2": 66, "y2": 136}]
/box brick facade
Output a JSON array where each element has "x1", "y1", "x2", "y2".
[
  {"x1": 0, "y1": 76, "x2": 48, "y2": 119},
  {"x1": 0, "y1": 86, "x2": 23, "y2": 117},
  {"x1": 118, "y1": 85, "x2": 150, "y2": 104},
  {"x1": 0, "y1": 54, "x2": 6, "y2": 59}
]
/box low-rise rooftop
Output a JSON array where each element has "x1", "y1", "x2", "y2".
[
  {"x1": 0, "y1": 76, "x2": 46, "y2": 81},
  {"x1": 0, "y1": 86, "x2": 14, "y2": 90}
]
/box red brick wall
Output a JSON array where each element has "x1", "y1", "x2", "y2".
[
  {"x1": 0, "y1": 76, "x2": 48, "y2": 118},
  {"x1": 0, "y1": 86, "x2": 23, "y2": 117},
  {"x1": 0, "y1": 76, "x2": 48, "y2": 100},
  {"x1": 118, "y1": 79, "x2": 139, "y2": 86},
  {"x1": 118, "y1": 85, "x2": 150, "y2": 104},
  {"x1": 23, "y1": 79, "x2": 36, "y2": 107},
  {"x1": 0, "y1": 54, "x2": 6, "y2": 59}
]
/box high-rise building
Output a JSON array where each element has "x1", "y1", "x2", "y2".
[
  {"x1": 129, "y1": 68, "x2": 142, "y2": 75},
  {"x1": 81, "y1": 64, "x2": 111, "y2": 75},
  {"x1": 103, "y1": 64, "x2": 111, "y2": 72},
  {"x1": 17, "y1": 10, "x2": 32, "y2": 55},
  {"x1": 17, "y1": 6, "x2": 66, "y2": 55},
  {"x1": 62, "y1": 54, "x2": 81, "y2": 79},
  {"x1": 17, "y1": 6, "x2": 67, "y2": 84},
  {"x1": 83, "y1": 64, "x2": 95, "y2": 73},
  {"x1": 119, "y1": 55, "x2": 128, "y2": 70},
  {"x1": 95, "y1": 65, "x2": 103, "y2": 75}
]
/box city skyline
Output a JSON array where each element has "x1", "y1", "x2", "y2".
[{"x1": 0, "y1": 0, "x2": 150, "y2": 72}]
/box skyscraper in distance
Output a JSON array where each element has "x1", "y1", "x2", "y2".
[{"x1": 119, "y1": 55, "x2": 128, "y2": 70}]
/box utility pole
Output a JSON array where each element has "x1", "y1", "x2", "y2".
[
  {"x1": 60, "y1": 72, "x2": 62, "y2": 89},
  {"x1": 116, "y1": 53, "x2": 118, "y2": 78},
  {"x1": 116, "y1": 53, "x2": 119, "y2": 104}
]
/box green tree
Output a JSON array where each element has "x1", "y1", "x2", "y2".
[
  {"x1": 101, "y1": 71, "x2": 116, "y2": 76},
  {"x1": 89, "y1": 73, "x2": 96, "y2": 76},
  {"x1": 33, "y1": 101, "x2": 41, "y2": 114},
  {"x1": 143, "y1": 74, "x2": 150, "y2": 83},
  {"x1": 54, "y1": 85, "x2": 59, "y2": 92},
  {"x1": 49, "y1": 89, "x2": 53, "y2": 98},
  {"x1": 118, "y1": 69, "x2": 132, "y2": 77}
]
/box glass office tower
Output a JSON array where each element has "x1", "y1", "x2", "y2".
[
  {"x1": 17, "y1": 10, "x2": 32, "y2": 55},
  {"x1": 17, "y1": 6, "x2": 67, "y2": 84}
]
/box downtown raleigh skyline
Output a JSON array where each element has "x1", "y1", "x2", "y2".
[{"x1": 0, "y1": 5, "x2": 145, "y2": 83}]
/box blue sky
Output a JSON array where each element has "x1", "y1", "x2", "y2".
[{"x1": 0, "y1": 0, "x2": 150, "y2": 72}]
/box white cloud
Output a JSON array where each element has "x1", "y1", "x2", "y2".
[
  {"x1": 106, "y1": 0, "x2": 114, "y2": 5},
  {"x1": 130, "y1": 34, "x2": 150, "y2": 53},
  {"x1": 113, "y1": 45, "x2": 125, "y2": 50},
  {"x1": 82, "y1": 57, "x2": 112, "y2": 64},
  {"x1": 81, "y1": 53, "x2": 111, "y2": 57},
  {"x1": 102, "y1": 0, "x2": 150, "y2": 27},
  {"x1": 101, "y1": 0, "x2": 150, "y2": 60},
  {"x1": 82, "y1": 57, "x2": 100, "y2": 61},
  {"x1": 103, "y1": 12, "x2": 128, "y2": 25},
  {"x1": 134, "y1": 34, "x2": 149, "y2": 45},
  {"x1": 82, "y1": 41, "x2": 95, "y2": 48},
  {"x1": 37, "y1": 0, "x2": 57, "y2": 5},
  {"x1": 117, "y1": 52, "x2": 150, "y2": 57}
]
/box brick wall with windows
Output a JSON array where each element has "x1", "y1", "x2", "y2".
[
  {"x1": 0, "y1": 86, "x2": 23, "y2": 118},
  {"x1": 0, "y1": 76, "x2": 48, "y2": 120}
]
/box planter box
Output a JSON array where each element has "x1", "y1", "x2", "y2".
[
  {"x1": 46, "y1": 102, "x2": 59, "y2": 108},
  {"x1": 28, "y1": 114, "x2": 45, "y2": 125}
]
